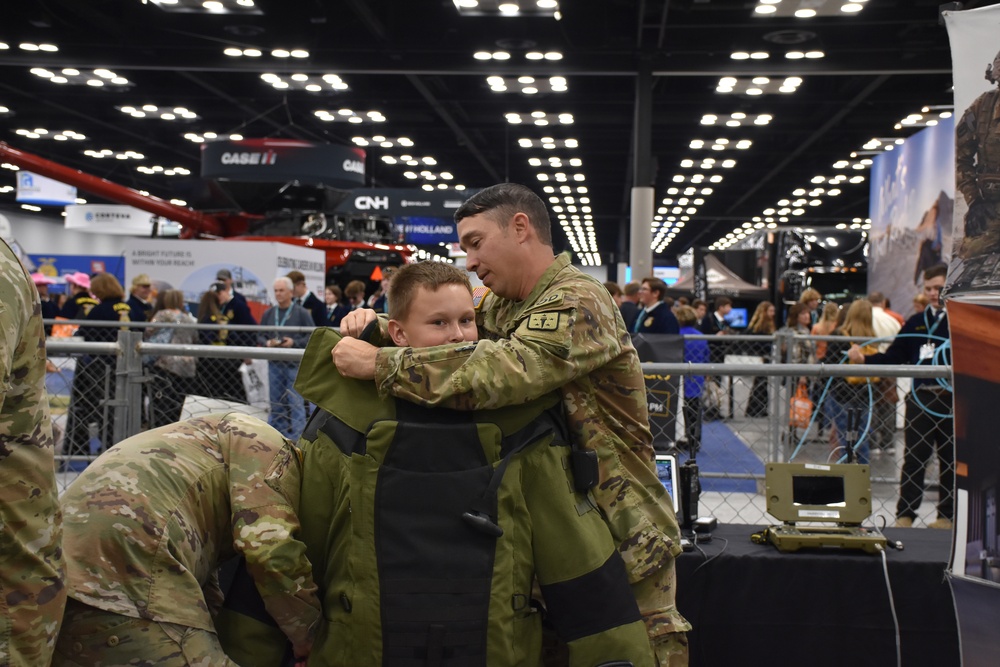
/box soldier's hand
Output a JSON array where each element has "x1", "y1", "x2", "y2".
[
  {"x1": 332, "y1": 336, "x2": 378, "y2": 379},
  {"x1": 846, "y1": 344, "x2": 864, "y2": 364},
  {"x1": 339, "y1": 308, "x2": 378, "y2": 338}
]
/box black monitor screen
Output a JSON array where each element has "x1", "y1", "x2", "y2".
[{"x1": 792, "y1": 475, "x2": 845, "y2": 507}]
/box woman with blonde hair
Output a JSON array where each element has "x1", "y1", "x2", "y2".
[
  {"x1": 825, "y1": 299, "x2": 878, "y2": 463},
  {"x1": 746, "y1": 301, "x2": 776, "y2": 417}
]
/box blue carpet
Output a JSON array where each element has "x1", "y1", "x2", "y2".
[{"x1": 677, "y1": 421, "x2": 763, "y2": 493}]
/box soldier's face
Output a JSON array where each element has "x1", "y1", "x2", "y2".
[
  {"x1": 388, "y1": 284, "x2": 478, "y2": 348},
  {"x1": 458, "y1": 212, "x2": 524, "y2": 300}
]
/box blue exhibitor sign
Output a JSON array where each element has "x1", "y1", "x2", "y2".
[{"x1": 335, "y1": 188, "x2": 477, "y2": 243}]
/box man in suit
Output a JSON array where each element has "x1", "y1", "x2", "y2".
[
  {"x1": 287, "y1": 270, "x2": 326, "y2": 326},
  {"x1": 701, "y1": 296, "x2": 733, "y2": 336},
  {"x1": 619, "y1": 281, "x2": 642, "y2": 332},
  {"x1": 633, "y1": 277, "x2": 680, "y2": 334}
]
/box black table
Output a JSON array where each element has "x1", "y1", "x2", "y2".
[{"x1": 675, "y1": 524, "x2": 959, "y2": 667}]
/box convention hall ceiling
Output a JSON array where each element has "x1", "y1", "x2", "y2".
[{"x1": 0, "y1": 0, "x2": 988, "y2": 264}]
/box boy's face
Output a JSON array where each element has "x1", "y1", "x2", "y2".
[{"x1": 388, "y1": 284, "x2": 478, "y2": 348}]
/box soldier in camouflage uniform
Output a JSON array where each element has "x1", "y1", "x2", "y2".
[
  {"x1": 957, "y1": 47, "x2": 1000, "y2": 254},
  {"x1": 54, "y1": 412, "x2": 320, "y2": 666},
  {"x1": 335, "y1": 183, "x2": 691, "y2": 666},
  {"x1": 0, "y1": 236, "x2": 66, "y2": 667}
]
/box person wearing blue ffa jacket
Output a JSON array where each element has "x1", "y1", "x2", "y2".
[
  {"x1": 633, "y1": 277, "x2": 680, "y2": 335},
  {"x1": 848, "y1": 263, "x2": 953, "y2": 529}
]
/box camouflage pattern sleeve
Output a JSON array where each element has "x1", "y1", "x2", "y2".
[
  {"x1": 222, "y1": 414, "x2": 320, "y2": 657},
  {"x1": 0, "y1": 237, "x2": 66, "y2": 666},
  {"x1": 373, "y1": 289, "x2": 619, "y2": 410},
  {"x1": 956, "y1": 96, "x2": 984, "y2": 205}
]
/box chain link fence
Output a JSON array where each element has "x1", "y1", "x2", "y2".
[{"x1": 46, "y1": 326, "x2": 953, "y2": 528}]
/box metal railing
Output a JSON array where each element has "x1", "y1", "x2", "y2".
[{"x1": 46, "y1": 327, "x2": 954, "y2": 529}]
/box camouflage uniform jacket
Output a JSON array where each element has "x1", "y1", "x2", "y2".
[
  {"x1": 60, "y1": 412, "x2": 320, "y2": 656},
  {"x1": 374, "y1": 252, "x2": 689, "y2": 635},
  {"x1": 0, "y1": 237, "x2": 66, "y2": 667}
]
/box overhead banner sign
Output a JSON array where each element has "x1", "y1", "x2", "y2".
[
  {"x1": 200, "y1": 138, "x2": 366, "y2": 189},
  {"x1": 65, "y1": 204, "x2": 181, "y2": 236},
  {"x1": 16, "y1": 171, "x2": 77, "y2": 206},
  {"x1": 334, "y1": 188, "x2": 475, "y2": 243}
]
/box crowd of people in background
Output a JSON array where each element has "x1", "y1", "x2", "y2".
[
  {"x1": 603, "y1": 267, "x2": 953, "y2": 530},
  {"x1": 40, "y1": 265, "x2": 402, "y2": 465}
]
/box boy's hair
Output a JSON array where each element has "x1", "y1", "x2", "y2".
[
  {"x1": 623, "y1": 281, "x2": 641, "y2": 297},
  {"x1": 714, "y1": 296, "x2": 732, "y2": 310},
  {"x1": 388, "y1": 262, "x2": 473, "y2": 321},
  {"x1": 923, "y1": 263, "x2": 947, "y2": 282},
  {"x1": 286, "y1": 270, "x2": 306, "y2": 285},
  {"x1": 454, "y1": 183, "x2": 553, "y2": 246},
  {"x1": 603, "y1": 281, "x2": 622, "y2": 297}
]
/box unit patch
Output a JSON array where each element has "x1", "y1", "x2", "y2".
[{"x1": 527, "y1": 312, "x2": 560, "y2": 331}]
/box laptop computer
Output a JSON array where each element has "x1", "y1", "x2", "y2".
[
  {"x1": 655, "y1": 454, "x2": 681, "y2": 518},
  {"x1": 763, "y1": 462, "x2": 886, "y2": 554}
]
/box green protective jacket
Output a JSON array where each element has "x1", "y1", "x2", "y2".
[{"x1": 295, "y1": 328, "x2": 654, "y2": 667}]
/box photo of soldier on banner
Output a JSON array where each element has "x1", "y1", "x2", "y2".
[{"x1": 631, "y1": 334, "x2": 684, "y2": 451}]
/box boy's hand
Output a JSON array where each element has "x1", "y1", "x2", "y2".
[
  {"x1": 332, "y1": 337, "x2": 378, "y2": 379},
  {"x1": 339, "y1": 308, "x2": 377, "y2": 338}
]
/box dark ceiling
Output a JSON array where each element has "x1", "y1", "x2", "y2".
[{"x1": 0, "y1": 0, "x2": 988, "y2": 266}]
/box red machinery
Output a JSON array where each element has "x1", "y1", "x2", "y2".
[{"x1": 0, "y1": 141, "x2": 413, "y2": 285}]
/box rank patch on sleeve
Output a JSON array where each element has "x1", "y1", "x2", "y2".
[
  {"x1": 527, "y1": 312, "x2": 560, "y2": 331},
  {"x1": 472, "y1": 286, "x2": 490, "y2": 311}
]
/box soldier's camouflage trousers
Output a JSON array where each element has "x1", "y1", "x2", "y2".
[{"x1": 53, "y1": 599, "x2": 238, "y2": 667}]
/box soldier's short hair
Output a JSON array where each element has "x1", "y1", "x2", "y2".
[
  {"x1": 388, "y1": 262, "x2": 472, "y2": 321},
  {"x1": 454, "y1": 183, "x2": 553, "y2": 247},
  {"x1": 90, "y1": 272, "x2": 125, "y2": 300}
]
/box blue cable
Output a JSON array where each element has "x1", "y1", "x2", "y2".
[{"x1": 787, "y1": 332, "x2": 953, "y2": 461}]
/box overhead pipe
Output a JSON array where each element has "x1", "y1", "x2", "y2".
[{"x1": 0, "y1": 141, "x2": 228, "y2": 237}]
